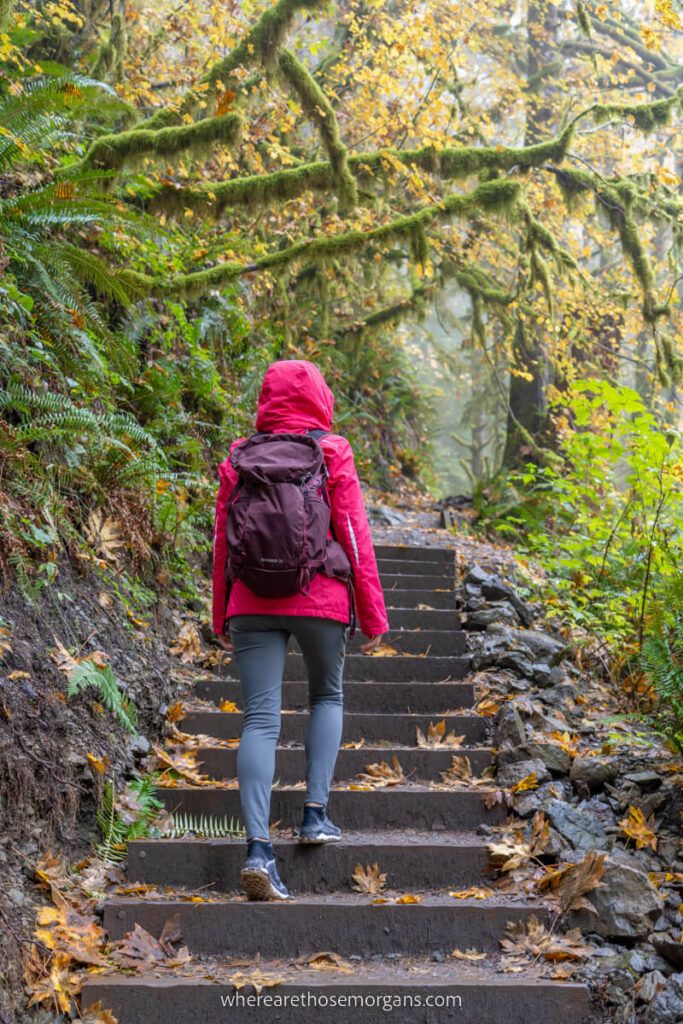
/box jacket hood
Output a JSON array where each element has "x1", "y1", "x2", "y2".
[{"x1": 254, "y1": 360, "x2": 334, "y2": 433}]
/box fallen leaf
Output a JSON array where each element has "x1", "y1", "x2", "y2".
[
  {"x1": 218, "y1": 700, "x2": 240, "y2": 713},
  {"x1": 170, "y1": 623, "x2": 202, "y2": 664},
  {"x1": 451, "y1": 947, "x2": 486, "y2": 960},
  {"x1": 537, "y1": 850, "x2": 605, "y2": 915},
  {"x1": 395, "y1": 893, "x2": 422, "y2": 904},
  {"x1": 449, "y1": 887, "x2": 494, "y2": 900},
  {"x1": 416, "y1": 719, "x2": 465, "y2": 748},
  {"x1": 620, "y1": 805, "x2": 658, "y2": 851},
  {"x1": 352, "y1": 862, "x2": 387, "y2": 895},
  {"x1": 356, "y1": 756, "x2": 404, "y2": 788},
  {"x1": 501, "y1": 916, "x2": 592, "y2": 962},
  {"x1": 229, "y1": 970, "x2": 286, "y2": 993},
  {"x1": 86, "y1": 753, "x2": 110, "y2": 776},
  {"x1": 85, "y1": 511, "x2": 125, "y2": 564}
]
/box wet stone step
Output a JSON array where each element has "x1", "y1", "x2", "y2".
[
  {"x1": 217, "y1": 653, "x2": 470, "y2": 683},
  {"x1": 380, "y1": 573, "x2": 455, "y2": 590},
  {"x1": 127, "y1": 830, "x2": 492, "y2": 893},
  {"x1": 194, "y1": 678, "x2": 474, "y2": 712},
  {"x1": 156, "y1": 785, "x2": 505, "y2": 831},
  {"x1": 195, "y1": 744, "x2": 494, "y2": 783},
  {"x1": 386, "y1": 608, "x2": 462, "y2": 631},
  {"x1": 102, "y1": 897, "x2": 550, "y2": 958},
  {"x1": 346, "y1": 629, "x2": 468, "y2": 655},
  {"x1": 181, "y1": 711, "x2": 486, "y2": 746},
  {"x1": 374, "y1": 544, "x2": 454, "y2": 564},
  {"x1": 384, "y1": 590, "x2": 455, "y2": 609},
  {"x1": 376, "y1": 557, "x2": 454, "y2": 576},
  {"x1": 83, "y1": 972, "x2": 590, "y2": 1024}
]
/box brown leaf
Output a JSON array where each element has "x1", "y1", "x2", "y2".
[
  {"x1": 501, "y1": 916, "x2": 592, "y2": 962},
  {"x1": 356, "y1": 756, "x2": 404, "y2": 788},
  {"x1": 85, "y1": 511, "x2": 125, "y2": 564},
  {"x1": 395, "y1": 893, "x2": 422, "y2": 904},
  {"x1": 74, "y1": 1001, "x2": 119, "y2": 1023},
  {"x1": 229, "y1": 969, "x2": 287, "y2": 993},
  {"x1": 352, "y1": 862, "x2": 387, "y2": 895},
  {"x1": 620, "y1": 805, "x2": 658, "y2": 851},
  {"x1": 306, "y1": 951, "x2": 353, "y2": 972},
  {"x1": 0, "y1": 625, "x2": 12, "y2": 657},
  {"x1": 416, "y1": 719, "x2": 465, "y2": 748},
  {"x1": 440, "y1": 755, "x2": 472, "y2": 786},
  {"x1": 451, "y1": 947, "x2": 486, "y2": 960},
  {"x1": 25, "y1": 948, "x2": 83, "y2": 1013},
  {"x1": 169, "y1": 623, "x2": 202, "y2": 664},
  {"x1": 151, "y1": 744, "x2": 211, "y2": 786},
  {"x1": 449, "y1": 887, "x2": 494, "y2": 900},
  {"x1": 110, "y1": 921, "x2": 191, "y2": 971},
  {"x1": 537, "y1": 851, "x2": 605, "y2": 915}
]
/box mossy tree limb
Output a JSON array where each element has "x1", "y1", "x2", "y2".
[
  {"x1": 138, "y1": 127, "x2": 574, "y2": 217},
  {"x1": 123, "y1": 178, "x2": 522, "y2": 298},
  {"x1": 278, "y1": 48, "x2": 357, "y2": 213},
  {"x1": 139, "y1": 0, "x2": 329, "y2": 132},
  {"x1": 75, "y1": 113, "x2": 242, "y2": 171}
]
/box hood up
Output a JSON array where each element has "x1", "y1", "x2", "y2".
[{"x1": 254, "y1": 359, "x2": 334, "y2": 433}]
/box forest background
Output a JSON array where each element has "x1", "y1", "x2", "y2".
[{"x1": 0, "y1": 0, "x2": 683, "y2": 834}]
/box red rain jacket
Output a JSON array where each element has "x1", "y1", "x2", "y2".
[{"x1": 212, "y1": 360, "x2": 389, "y2": 638}]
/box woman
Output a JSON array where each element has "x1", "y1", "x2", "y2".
[{"x1": 212, "y1": 359, "x2": 389, "y2": 900}]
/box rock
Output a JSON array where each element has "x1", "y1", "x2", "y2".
[
  {"x1": 493, "y1": 627, "x2": 567, "y2": 665},
  {"x1": 480, "y1": 578, "x2": 533, "y2": 626},
  {"x1": 495, "y1": 704, "x2": 527, "y2": 747},
  {"x1": 635, "y1": 970, "x2": 668, "y2": 1006},
  {"x1": 464, "y1": 565, "x2": 493, "y2": 588},
  {"x1": 128, "y1": 734, "x2": 150, "y2": 755},
  {"x1": 513, "y1": 780, "x2": 573, "y2": 820},
  {"x1": 7, "y1": 886, "x2": 25, "y2": 907},
  {"x1": 465, "y1": 604, "x2": 521, "y2": 629},
  {"x1": 369, "y1": 505, "x2": 407, "y2": 526},
  {"x1": 645, "y1": 973, "x2": 683, "y2": 1024},
  {"x1": 571, "y1": 856, "x2": 664, "y2": 938},
  {"x1": 570, "y1": 756, "x2": 619, "y2": 794},
  {"x1": 623, "y1": 770, "x2": 662, "y2": 788},
  {"x1": 545, "y1": 798, "x2": 609, "y2": 850},
  {"x1": 498, "y1": 758, "x2": 551, "y2": 789},
  {"x1": 498, "y1": 742, "x2": 571, "y2": 776},
  {"x1": 653, "y1": 933, "x2": 683, "y2": 968},
  {"x1": 530, "y1": 662, "x2": 552, "y2": 685}
]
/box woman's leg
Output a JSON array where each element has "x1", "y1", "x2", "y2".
[
  {"x1": 229, "y1": 615, "x2": 289, "y2": 842},
  {"x1": 289, "y1": 617, "x2": 346, "y2": 809}
]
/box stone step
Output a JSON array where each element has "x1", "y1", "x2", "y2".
[
  {"x1": 195, "y1": 745, "x2": 494, "y2": 783},
  {"x1": 384, "y1": 590, "x2": 455, "y2": 609},
  {"x1": 157, "y1": 784, "x2": 505, "y2": 831},
  {"x1": 194, "y1": 679, "x2": 474, "y2": 712},
  {"x1": 181, "y1": 711, "x2": 486, "y2": 745},
  {"x1": 387, "y1": 608, "x2": 462, "y2": 630},
  {"x1": 127, "y1": 830, "x2": 491, "y2": 892},
  {"x1": 347, "y1": 628, "x2": 468, "y2": 655},
  {"x1": 218, "y1": 653, "x2": 470, "y2": 684},
  {"x1": 380, "y1": 573, "x2": 454, "y2": 590},
  {"x1": 102, "y1": 896, "x2": 550, "y2": 957},
  {"x1": 83, "y1": 963, "x2": 590, "y2": 1024},
  {"x1": 376, "y1": 557, "x2": 454, "y2": 576},
  {"x1": 374, "y1": 544, "x2": 454, "y2": 564}
]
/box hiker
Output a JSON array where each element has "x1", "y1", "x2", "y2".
[{"x1": 212, "y1": 359, "x2": 389, "y2": 900}]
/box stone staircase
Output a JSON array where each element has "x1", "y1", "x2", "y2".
[{"x1": 83, "y1": 543, "x2": 593, "y2": 1022}]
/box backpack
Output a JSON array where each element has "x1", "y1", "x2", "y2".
[{"x1": 225, "y1": 429, "x2": 353, "y2": 601}]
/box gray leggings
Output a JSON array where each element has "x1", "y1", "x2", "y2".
[{"x1": 229, "y1": 614, "x2": 347, "y2": 841}]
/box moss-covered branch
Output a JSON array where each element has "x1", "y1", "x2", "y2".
[
  {"x1": 592, "y1": 85, "x2": 683, "y2": 133},
  {"x1": 139, "y1": 127, "x2": 574, "y2": 216},
  {"x1": 278, "y1": 48, "x2": 357, "y2": 212},
  {"x1": 124, "y1": 178, "x2": 522, "y2": 298},
  {"x1": 139, "y1": 0, "x2": 329, "y2": 131},
  {"x1": 75, "y1": 113, "x2": 242, "y2": 171},
  {"x1": 549, "y1": 166, "x2": 670, "y2": 324}
]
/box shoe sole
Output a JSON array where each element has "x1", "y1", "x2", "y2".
[
  {"x1": 298, "y1": 832, "x2": 342, "y2": 845},
  {"x1": 240, "y1": 867, "x2": 291, "y2": 901}
]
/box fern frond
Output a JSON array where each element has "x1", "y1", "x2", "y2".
[
  {"x1": 67, "y1": 660, "x2": 137, "y2": 733},
  {"x1": 161, "y1": 812, "x2": 246, "y2": 839}
]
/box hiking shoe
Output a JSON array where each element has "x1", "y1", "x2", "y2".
[
  {"x1": 297, "y1": 804, "x2": 342, "y2": 844},
  {"x1": 240, "y1": 841, "x2": 291, "y2": 901}
]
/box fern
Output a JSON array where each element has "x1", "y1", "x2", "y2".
[
  {"x1": 67, "y1": 660, "x2": 137, "y2": 733},
  {"x1": 161, "y1": 812, "x2": 246, "y2": 839},
  {"x1": 95, "y1": 775, "x2": 164, "y2": 863},
  {"x1": 641, "y1": 576, "x2": 683, "y2": 749}
]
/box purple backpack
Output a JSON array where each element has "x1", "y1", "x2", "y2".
[{"x1": 225, "y1": 430, "x2": 352, "y2": 600}]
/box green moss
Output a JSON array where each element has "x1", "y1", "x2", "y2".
[
  {"x1": 139, "y1": 132, "x2": 568, "y2": 217},
  {"x1": 78, "y1": 113, "x2": 242, "y2": 171},
  {"x1": 131, "y1": 178, "x2": 523, "y2": 299},
  {"x1": 0, "y1": 0, "x2": 15, "y2": 32},
  {"x1": 278, "y1": 48, "x2": 357, "y2": 213},
  {"x1": 208, "y1": 0, "x2": 328, "y2": 85},
  {"x1": 593, "y1": 85, "x2": 683, "y2": 134}
]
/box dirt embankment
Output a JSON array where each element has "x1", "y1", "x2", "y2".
[{"x1": 0, "y1": 555, "x2": 192, "y2": 1023}]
